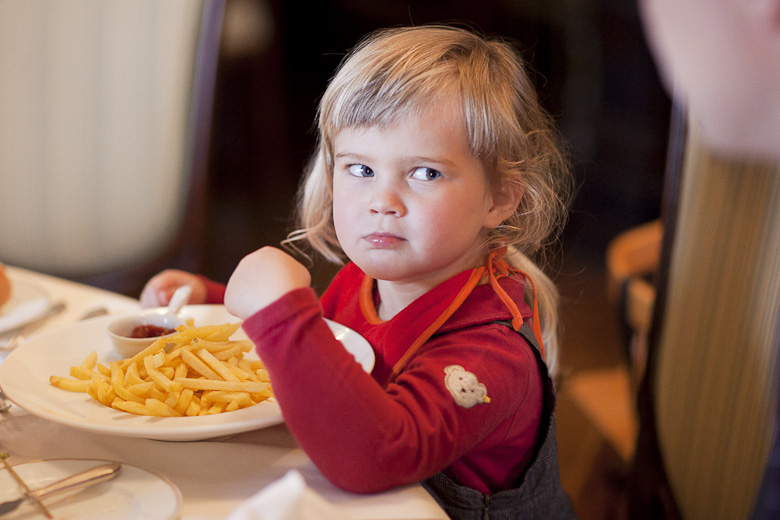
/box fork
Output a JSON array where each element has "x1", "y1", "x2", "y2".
[{"x1": 0, "y1": 304, "x2": 109, "y2": 413}]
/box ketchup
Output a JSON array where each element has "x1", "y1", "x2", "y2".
[{"x1": 130, "y1": 324, "x2": 176, "y2": 338}]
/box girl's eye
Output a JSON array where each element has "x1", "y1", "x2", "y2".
[
  {"x1": 347, "y1": 164, "x2": 373, "y2": 178},
  {"x1": 411, "y1": 167, "x2": 441, "y2": 181}
]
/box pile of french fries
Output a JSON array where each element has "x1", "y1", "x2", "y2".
[{"x1": 50, "y1": 322, "x2": 273, "y2": 417}]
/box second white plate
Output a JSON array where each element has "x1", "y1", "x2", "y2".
[{"x1": 0, "y1": 459, "x2": 181, "y2": 520}]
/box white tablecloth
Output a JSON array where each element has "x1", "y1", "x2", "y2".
[{"x1": 0, "y1": 266, "x2": 448, "y2": 520}]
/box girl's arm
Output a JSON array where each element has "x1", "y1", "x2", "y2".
[{"x1": 241, "y1": 287, "x2": 539, "y2": 494}]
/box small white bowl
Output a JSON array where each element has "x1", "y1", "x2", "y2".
[
  {"x1": 107, "y1": 310, "x2": 186, "y2": 358},
  {"x1": 108, "y1": 285, "x2": 192, "y2": 358}
]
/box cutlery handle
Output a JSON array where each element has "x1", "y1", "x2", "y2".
[
  {"x1": 20, "y1": 302, "x2": 67, "y2": 337},
  {"x1": 28, "y1": 462, "x2": 121, "y2": 500}
]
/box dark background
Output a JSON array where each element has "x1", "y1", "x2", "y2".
[{"x1": 203, "y1": 0, "x2": 671, "y2": 293}]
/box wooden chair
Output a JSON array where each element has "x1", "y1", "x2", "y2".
[
  {"x1": 606, "y1": 218, "x2": 662, "y2": 389},
  {"x1": 0, "y1": 0, "x2": 225, "y2": 296}
]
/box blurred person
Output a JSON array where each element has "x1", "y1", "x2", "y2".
[
  {"x1": 632, "y1": 1, "x2": 780, "y2": 518},
  {"x1": 640, "y1": 0, "x2": 780, "y2": 161}
]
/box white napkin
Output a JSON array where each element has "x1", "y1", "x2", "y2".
[{"x1": 226, "y1": 470, "x2": 352, "y2": 520}]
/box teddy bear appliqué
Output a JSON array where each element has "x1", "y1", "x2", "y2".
[{"x1": 443, "y1": 364, "x2": 491, "y2": 409}]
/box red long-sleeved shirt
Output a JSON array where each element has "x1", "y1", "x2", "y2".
[{"x1": 240, "y1": 262, "x2": 543, "y2": 494}]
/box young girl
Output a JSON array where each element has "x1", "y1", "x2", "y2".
[{"x1": 141, "y1": 25, "x2": 575, "y2": 518}]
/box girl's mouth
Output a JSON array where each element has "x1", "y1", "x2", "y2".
[{"x1": 363, "y1": 233, "x2": 405, "y2": 248}]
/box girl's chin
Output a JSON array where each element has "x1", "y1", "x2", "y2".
[
  {"x1": 354, "y1": 260, "x2": 467, "y2": 288},
  {"x1": 350, "y1": 254, "x2": 418, "y2": 281},
  {"x1": 353, "y1": 262, "x2": 407, "y2": 281}
]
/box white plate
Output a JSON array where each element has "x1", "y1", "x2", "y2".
[
  {"x1": 0, "y1": 305, "x2": 374, "y2": 441},
  {"x1": 0, "y1": 458, "x2": 181, "y2": 519},
  {"x1": 0, "y1": 280, "x2": 50, "y2": 334}
]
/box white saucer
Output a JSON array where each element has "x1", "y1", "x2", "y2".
[{"x1": 0, "y1": 458, "x2": 181, "y2": 519}]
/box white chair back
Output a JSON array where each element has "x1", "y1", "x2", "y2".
[{"x1": 0, "y1": 0, "x2": 223, "y2": 293}]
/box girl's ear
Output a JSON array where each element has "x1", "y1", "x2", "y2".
[{"x1": 485, "y1": 181, "x2": 523, "y2": 229}]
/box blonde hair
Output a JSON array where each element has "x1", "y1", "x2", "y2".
[{"x1": 287, "y1": 25, "x2": 573, "y2": 375}]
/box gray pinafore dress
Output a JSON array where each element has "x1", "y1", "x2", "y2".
[{"x1": 422, "y1": 322, "x2": 576, "y2": 519}]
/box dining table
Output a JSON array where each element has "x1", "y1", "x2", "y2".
[{"x1": 0, "y1": 265, "x2": 449, "y2": 520}]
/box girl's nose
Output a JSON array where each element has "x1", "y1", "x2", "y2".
[{"x1": 368, "y1": 180, "x2": 406, "y2": 217}]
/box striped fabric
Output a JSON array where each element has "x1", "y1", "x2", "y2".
[
  {"x1": 655, "y1": 128, "x2": 780, "y2": 519},
  {"x1": 0, "y1": 0, "x2": 202, "y2": 277}
]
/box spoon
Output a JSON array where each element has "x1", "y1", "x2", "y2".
[{"x1": 166, "y1": 285, "x2": 192, "y2": 318}]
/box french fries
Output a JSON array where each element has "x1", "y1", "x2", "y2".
[{"x1": 49, "y1": 321, "x2": 273, "y2": 417}]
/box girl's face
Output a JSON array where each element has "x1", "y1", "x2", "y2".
[{"x1": 331, "y1": 100, "x2": 515, "y2": 290}]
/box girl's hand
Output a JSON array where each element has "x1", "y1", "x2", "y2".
[
  {"x1": 224, "y1": 246, "x2": 312, "y2": 320},
  {"x1": 139, "y1": 269, "x2": 208, "y2": 308}
]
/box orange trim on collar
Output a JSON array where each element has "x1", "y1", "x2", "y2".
[
  {"x1": 486, "y1": 250, "x2": 545, "y2": 360},
  {"x1": 359, "y1": 274, "x2": 383, "y2": 324},
  {"x1": 386, "y1": 267, "x2": 485, "y2": 384}
]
